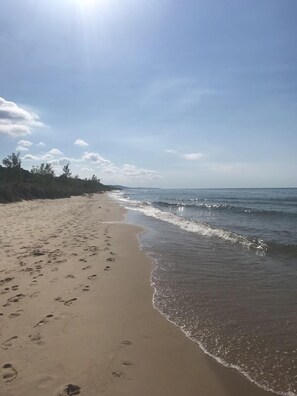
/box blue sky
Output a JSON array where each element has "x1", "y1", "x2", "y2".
[{"x1": 0, "y1": 0, "x2": 296, "y2": 187}]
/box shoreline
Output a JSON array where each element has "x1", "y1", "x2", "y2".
[{"x1": 0, "y1": 193, "x2": 275, "y2": 395}]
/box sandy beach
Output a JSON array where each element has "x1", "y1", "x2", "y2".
[{"x1": 0, "y1": 193, "x2": 275, "y2": 396}]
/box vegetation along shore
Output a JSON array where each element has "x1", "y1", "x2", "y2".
[{"x1": 0, "y1": 152, "x2": 113, "y2": 203}]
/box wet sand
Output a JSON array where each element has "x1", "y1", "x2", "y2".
[{"x1": 0, "y1": 194, "x2": 275, "y2": 395}]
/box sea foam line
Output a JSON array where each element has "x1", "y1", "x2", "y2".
[
  {"x1": 150, "y1": 274, "x2": 296, "y2": 396},
  {"x1": 110, "y1": 192, "x2": 267, "y2": 256}
]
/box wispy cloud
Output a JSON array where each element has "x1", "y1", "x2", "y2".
[
  {"x1": 182, "y1": 153, "x2": 204, "y2": 160},
  {"x1": 23, "y1": 153, "x2": 54, "y2": 161},
  {"x1": 144, "y1": 77, "x2": 218, "y2": 112},
  {"x1": 165, "y1": 149, "x2": 178, "y2": 154},
  {"x1": 0, "y1": 97, "x2": 44, "y2": 137},
  {"x1": 36, "y1": 141, "x2": 45, "y2": 147},
  {"x1": 74, "y1": 138, "x2": 88, "y2": 147},
  {"x1": 165, "y1": 149, "x2": 204, "y2": 161}
]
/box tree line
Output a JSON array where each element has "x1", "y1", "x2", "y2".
[{"x1": 0, "y1": 152, "x2": 113, "y2": 203}]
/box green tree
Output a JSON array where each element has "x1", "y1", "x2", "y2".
[
  {"x1": 91, "y1": 174, "x2": 99, "y2": 183},
  {"x1": 31, "y1": 163, "x2": 55, "y2": 176},
  {"x1": 2, "y1": 152, "x2": 22, "y2": 169},
  {"x1": 62, "y1": 163, "x2": 71, "y2": 178}
]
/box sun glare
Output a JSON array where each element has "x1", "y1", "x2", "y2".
[{"x1": 77, "y1": 0, "x2": 97, "y2": 6}]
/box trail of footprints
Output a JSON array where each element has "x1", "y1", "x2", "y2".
[{"x1": 0, "y1": 207, "x2": 120, "y2": 391}]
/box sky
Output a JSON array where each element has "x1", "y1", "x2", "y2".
[{"x1": 0, "y1": 0, "x2": 296, "y2": 188}]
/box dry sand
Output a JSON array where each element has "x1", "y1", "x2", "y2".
[{"x1": 0, "y1": 194, "x2": 275, "y2": 395}]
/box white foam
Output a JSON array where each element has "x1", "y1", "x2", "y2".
[
  {"x1": 150, "y1": 274, "x2": 296, "y2": 396},
  {"x1": 110, "y1": 192, "x2": 267, "y2": 255}
]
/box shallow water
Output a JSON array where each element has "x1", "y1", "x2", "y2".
[{"x1": 112, "y1": 188, "x2": 297, "y2": 395}]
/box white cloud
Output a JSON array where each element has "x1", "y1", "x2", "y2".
[
  {"x1": 49, "y1": 157, "x2": 72, "y2": 166},
  {"x1": 36, "y1": 141, "x2": 45, "y2": 147},
  {"x1": 49, "y1": 148, "x2": 62, "y2": 156},
  {"x1": 182, "y1": 153, "x2": 204, "y2": 160},
  {"x1": 121, "y1": 164, "x2": 160, "y2": 180},
  {"x1": 75, "y1": 139, "x2": 88, "y2": 147},
  {"x1": 18, "y1": 139, "x2": 33, "y2": 147},
  {"x1": 0, "y1": 124, "x2": 30, "y2": 137},
  {"x1": 82, "y1": 152, "x2": 112, "y2": 166},
  {"x1": 22, "y1": 149, "x2": 161, "y2": 183},
  {"x1": 0, "y1": 97, "x2": 44, "y2": 137},
  {"x1": 16, "y1": 145, "x2": 29, "y2": 152},
  {"x1": 23, "y1": 153, "x2": 54, "y2": 161},
  {"x1": 16, "y1": 139, "x2": 33, "y2": 152},
  {"x1": 81, "y1": 152, "x2": 160, "y2": 181}
]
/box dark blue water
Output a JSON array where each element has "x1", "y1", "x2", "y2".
[{"x1": 111, "y1": 188, "x2": 297, "y2": 395}]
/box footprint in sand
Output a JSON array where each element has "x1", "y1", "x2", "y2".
[
  {"x1": 87, "y1": 274, "x2": 97, "y2": 281},
  {"x1": 29, "y1": 331, "x2": 43, "y2": 345},
  {"x1": 121, "y1": 340, "x2": 132, "y2": 347},
  {"x1": 55, "y1": 383, "x2": 81, "y2": 395},
  {"x1": 65, "y1": 274, "x2": 75, "y2": 279},
  {"x1": 54, "y1": 296, "x2": 64, "y2": 303},
  {"x1": 2, "y1": 363, "x2": 18, "y2": 383},
  {"x1": 56, "y1": 259, "x2": 67, "y2": 264},
  {"x1": 104, "y1": 266, "x2": 110, "y2": 271},
  {"x1": 7, "y1": 294, "x2": 25, "y2": 304},
  {"x1": 8, "y1": 311, "x2": 22, "y2": 319},
  {"x1": 29, "y1": 291, "x2": 40, "y2": 298},
  {"x1": 2, "y1": 336, "x2": 18, "y2": 350},
  {"x1": 50, "y1": 278, "x2": 58, "y2": 283},
  {"x1": 82, "y1": 286, "x2": 90, "y2": 292},
  {"x1": 64, "y1": 298, "x2": 77, "y2": 306},
  {"x1": 112, "y1": 371, "x2": 124, "y2": 378},
  {"x1": 32, "y1": 249, "x2": 46, "y2": 257},
  {"x1": 34, "y1": 314, "x2": 54, "y2": 327},
  {"x1": 122, "y1": 360, "x2": 134, "y2": 366},
  {"x1": 106, "y1": 257, "x2": 115, "y2": 262},
  {"x1": 0, "y1": 277, "x2": 14, "y2": 285}
]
